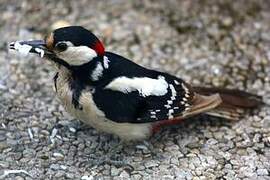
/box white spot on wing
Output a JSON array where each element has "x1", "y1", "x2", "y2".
[
  {"x1": 105, "y1": 76, "x2": 168, "y2": 97},
  {"x1": 163, "y1": 84, "x2": 178, "y2": 112},
  {"x1": 182, "y1": 83, "x2": 189, "y2": 94},
  {"x1": 168, "y1": 109, "x2": 174, "y2": 119},
  {"x1": 103, "y1": 56, "x2": 110, "y2": 69},
  {"x1": 164, "y1": 104, "x2": 171, "y2": 108},
  {"x1": 170, "y1": 84, "x2": 177, "y2": 97},
  {"x1": 91, "y1": 62, "x2": 104, "y2": 81},
  {"x1": 174, "y1": 80, "x2": 180, "y2": 85}
]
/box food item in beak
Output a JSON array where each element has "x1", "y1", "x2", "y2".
[
  {"x1": 34, "y1": 48, "x2": 45, "y2": 58},
  {"x1": 10, "y1": 41, "x2": 33, "y2": 56},
  {"x1": 9, "y1": 40, "x2": 46, "y2": 58}
]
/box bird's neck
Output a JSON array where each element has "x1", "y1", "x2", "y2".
[{"x1": 70, "y1": 56, "x2": 109, "y2": 84}]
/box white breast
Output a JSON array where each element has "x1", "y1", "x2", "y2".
[{"x1": 54, "y1": 70, "x2": 152, "y2": 141}]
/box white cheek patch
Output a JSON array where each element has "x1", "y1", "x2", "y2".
[
  {"x1": 57, "y1": 46, "x2": 97, "y2": 66},
  {"x1": 105, "y1": 76, "x2": 168, "y2": 97}
]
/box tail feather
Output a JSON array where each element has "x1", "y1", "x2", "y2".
[{"x1": 193, "y1": 86, "x2": 263, "y2": 120}]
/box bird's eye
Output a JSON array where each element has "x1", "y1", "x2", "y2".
[{"x1": 56, "y1": 42, "x2": 68, "y2": 51}]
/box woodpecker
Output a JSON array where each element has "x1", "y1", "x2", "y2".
[{"x1": 10, "y1": 26, "x2": 262, "y2": 141}]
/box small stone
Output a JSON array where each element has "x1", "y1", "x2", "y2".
[
  {"x1": 222, "y1": 17, "x2": 233, "y2": 27},
  {"x1": 50, "y1": 164, "x2": 60, "y2": 170},
  {"x1": 53, "y1": 152, "x2": 64, "y2": 160},
  {"x1": 69, "y1": 127, "x2": 76, "y2": 133},
  {"x1": 0, "y1": 161, "x2": 9, "y2": 168},
  {"x1": 206, "y1": 138, "x2": 218, "y2": 145},
  {"x1": 0, "y1": 134, "x2": 6, "y2": 141},
  {"x1": 131, "y1": 174, "x2": 142, "y2": 179},
  {"x1": 175, "y1": 169, "x2": 193, "y2": 180},
  {"x1": 15, "y1": 176, "x2": 25, "y2": 180},
  {"x1": 60, "y1": 165, "x2": 67, "y2": 170},
  {"x1": 257, "y1": 169, "x2": 269, "y2": 176},
  {"x1": 66, "y1": 173, "x2": 75, "y2": 179},
  {"x1": 144, "y1": 160, "x2": 159, "y2": 168},
  {"x1": 119, "y1": 170, "x2": 130, "y2": 178},
  {"x1": 55, "y1": 170, "x2": 65, "y2": 178},
  {"x1": 111, "y1": 166, "x2": 120, "y2": 176},
  {"x1": 81, "y1": 175, "x2": 94, "y2": 180}
]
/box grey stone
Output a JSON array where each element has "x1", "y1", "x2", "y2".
[
  {"x1": 257, "y1": 169, "x2": 269, "y2": 176},
  {"x1": 119, "y1": 170, "x2": 130, "y2": 178},
  {"x1": 1, "y1": 0, "x2": 270, "y2": 179}
]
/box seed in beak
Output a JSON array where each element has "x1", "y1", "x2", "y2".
[
  {"x1": 9, "y1": 40, "x2": 47, "y2": 58},
  {"x1": 10, "y1": 41, "x2": 33, "y2": 56}
]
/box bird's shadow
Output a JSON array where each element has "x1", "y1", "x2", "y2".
[{"x1": 54, "y1": 115, "x2": 234, "y2": 168}]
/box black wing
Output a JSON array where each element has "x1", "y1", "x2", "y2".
[
  {"x1": 88, "y1": 52, "x2": 194, "y2": 123},
  {"x1": 92, "y1": 74, "x2": 193, "y2": 123}
]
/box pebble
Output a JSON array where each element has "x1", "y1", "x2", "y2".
[
  {"x1": 111, "y1": 166, "x2": 120, "y2": 176},
  {"x1": 145, "y1": 160, "x2": 159, "y2": 168},
  {"x1": 0, "y1": 134, "x2": 6, "y2": 141},
  {"x1": 119, "y1": 170, "x2": 130, "y2": 178},
  {"x1": 257, "y1": 169, "x2": 269, "y2": 176},
  {"x1": 53, "y1": 152, "x2": 64, "y2": 159},
  {"x1": 50, "y1": 164, "x2": 60, "y2": 170},
  {"x1": 1, "y1": 0, "x2": 270, "y2": 179}
]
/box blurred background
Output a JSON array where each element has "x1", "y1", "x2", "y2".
[{"x1": 0, "y1": 0, "x2": 270, "y2": 179}]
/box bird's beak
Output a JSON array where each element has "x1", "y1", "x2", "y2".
[{"x1": 9, "y1": 40, "x2": 52, "y2": 58}]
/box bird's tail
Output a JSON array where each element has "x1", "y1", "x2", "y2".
[{"x1": 193, "y1": 86, "x2": 263, "y2": 120}]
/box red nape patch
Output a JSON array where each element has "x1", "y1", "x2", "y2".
[
  {"x1": 93, "y1": 41, "x2": 105, "y2": 56},
  {"x1": 152, "y1": 118, "x2": 185, "y2": 134}
]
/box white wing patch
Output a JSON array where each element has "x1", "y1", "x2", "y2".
[
  {"x1": 91, "y1": 62, "x2": 104, "y2": 81},
  {"x1": 103, "y1": 56, "x2": 110, "y2": 69},
  {"x1": 105, "y1": 76, "x2": 168, "y2": 97}
]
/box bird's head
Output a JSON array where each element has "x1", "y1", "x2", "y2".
[{"x1": 10, "y1": 26, "x2": 105, "y2": 67}]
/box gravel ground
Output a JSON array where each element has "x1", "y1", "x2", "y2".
[{"x1": 1, "y1": 0, "x2": 270, "y2": 179}]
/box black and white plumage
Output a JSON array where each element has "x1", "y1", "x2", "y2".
[{"x1": 9, "y1": 26, "x2": 263, "y2": 141}]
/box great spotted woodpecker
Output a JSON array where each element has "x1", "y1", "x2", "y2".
[{"x1": 10, "y1": 26, "x2": 262, "y2": 141}]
